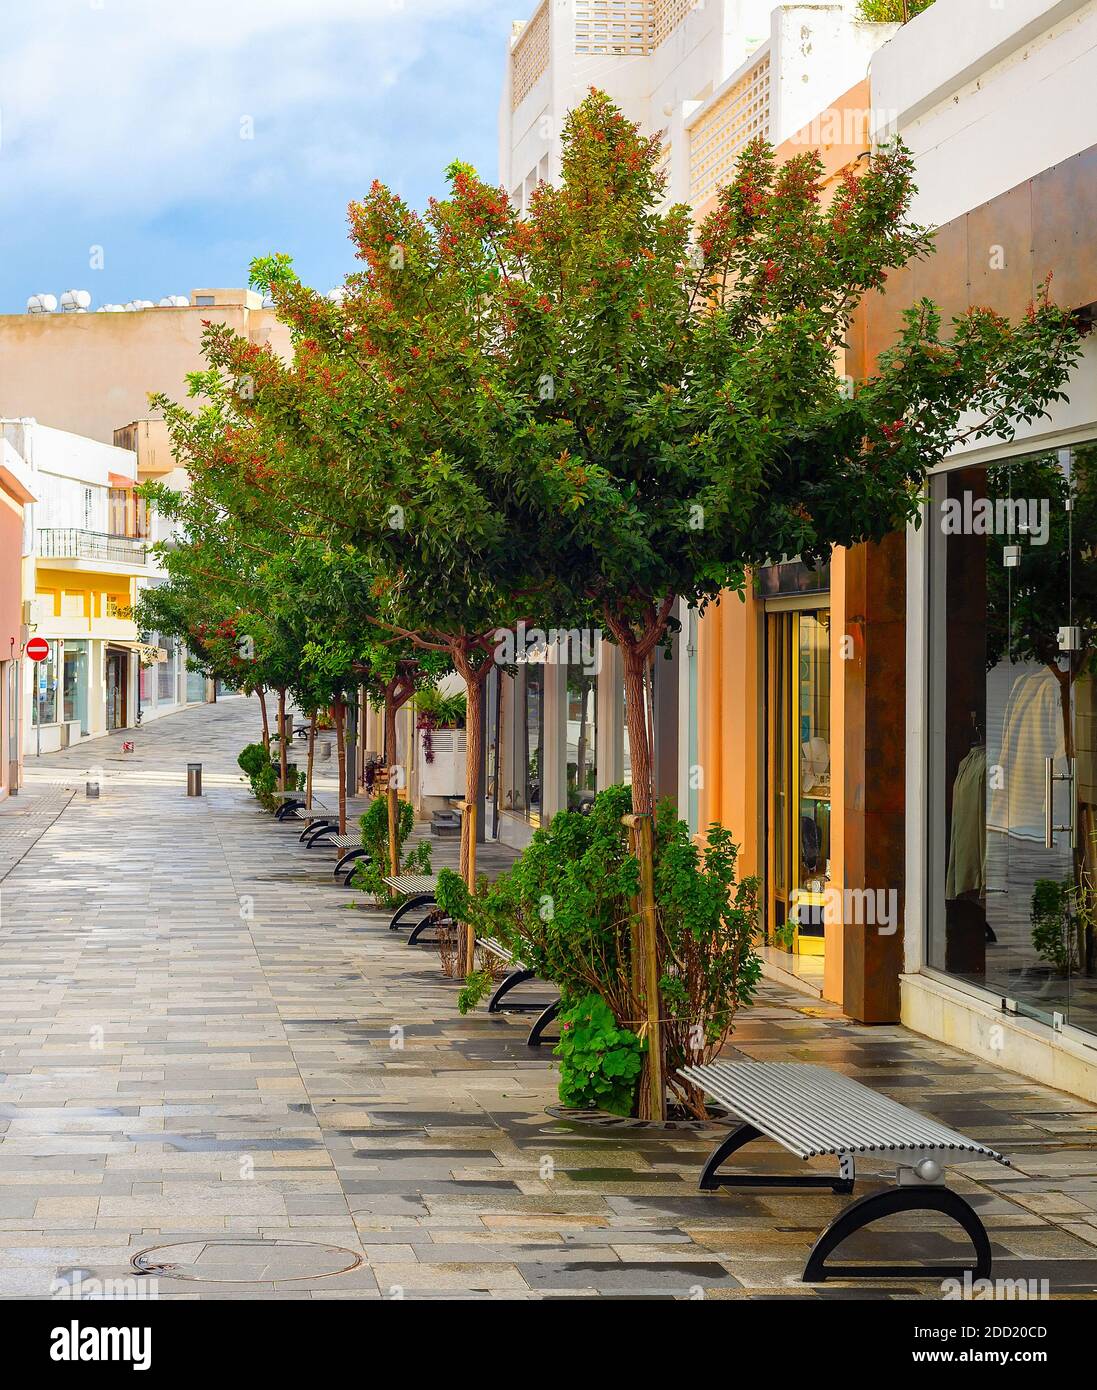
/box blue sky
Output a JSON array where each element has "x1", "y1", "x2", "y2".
[{"x1": 0, "y1": 0, "x2": 522, "y2": 313}]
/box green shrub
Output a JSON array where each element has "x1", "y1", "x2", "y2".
[
  {"x1": 457, "y1": 968, "x2": 494, "y2": 1015},
  {"x1": 556, "y1": 993, "x2": 645, "y2": 1115},
  {"x1": 857, "y1": 0, "x2": 933, "y2": 21},
  {"x1": 351, "y1": 796, "x2": 432, "y2": 905},
  {"x1": 237, "y1": 742, "x2": 269, "y2": 779},
  {"x1": 439, "y1": 784, "x2": 761, "y2": 1117},
  {"x1": 237, "y1": 741, "x2": 302, "y2": 810}
]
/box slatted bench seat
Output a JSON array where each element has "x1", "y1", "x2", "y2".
[
  {"x1": 328, "y1": 833, "x2": 369, "y2": 883},
  {"x1": 379, "y1": 876, "x2": 444, "y2": 943},
  {"x1": 477, "y1": 937, "x2": 559, "y2": 1048},
  {"x1": 681, "y1": 1061, "x2": 1009, "y2": 1284}
]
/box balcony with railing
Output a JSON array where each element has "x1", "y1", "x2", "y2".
[{"x1": 37, "y1": 528, "x2": 149, "y2": 568}]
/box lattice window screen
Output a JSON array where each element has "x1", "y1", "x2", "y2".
[
  {"x1": 688, "y1": 52, "x2": 771, "y2": 206},
  {"x1": 652, "y1": 0, "x2": 701, "y2": 50},
  {"x1": 574, "y1": 0, "x2": 654, "y2": 55},
  {"x1": 511, "y1": 2, "x2": 551, "y2": 110}
]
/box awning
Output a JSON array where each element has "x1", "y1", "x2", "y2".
[
  {"x1": 108, "y1": 472, "x2": 136, "y2": 489},
  {"x1": 107, "y1": 640, "x2": 166, "y2": 663}
]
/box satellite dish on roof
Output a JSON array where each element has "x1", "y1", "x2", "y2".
[{"x1": 27, "y1": 293, "x2": 58, "y2": 314}]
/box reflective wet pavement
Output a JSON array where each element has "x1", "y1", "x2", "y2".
[{"x1": 1, "y1": 697, "x2": 1096, "y2": 1299}]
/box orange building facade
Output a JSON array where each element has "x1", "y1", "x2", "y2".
[{"x1": 694, "y1": 84, "x2": 874, "y2": 1013}]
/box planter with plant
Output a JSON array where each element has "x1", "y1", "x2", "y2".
[
  {"x1": 435, "y1": 784, "x2": 761, "y2": 1118},
  {"x1": 415, "y1": 687, "x2": 467, "y2": 799}
]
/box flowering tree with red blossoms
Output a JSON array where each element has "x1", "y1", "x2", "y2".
[{"x1": 152, "y1": 91, "x2": 1081, "y2": 1114}]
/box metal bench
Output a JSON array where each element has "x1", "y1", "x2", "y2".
[
  {"x1": 381, "y1": 876, "x2": 445, "y2": 944},
  {"x1": 270, "y1": 790, "x2": 307, "y2": 821},
  {"x1": 328, "y1": 833, "x2": 369, "y2": 883},
  {"x1": 681, "y1": 1060, "x2": 1008, "y2": 1284},
  {"x1": 291, "y1": 809, "x2": 338, "y2": 847},
  {"x1": 478, "y1": 937, "x2": 559, "y2": 1047}
]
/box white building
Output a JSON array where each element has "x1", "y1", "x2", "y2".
[
  {"x1": 2, "y1": 419, "x2": 163, "y2": 755},
  {"x1": 501, "y1": 0, "x2": 893, "y2": 217}
]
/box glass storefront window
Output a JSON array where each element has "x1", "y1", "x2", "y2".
[
  {"x1": 566, "y1": 664, "x2": 597, "y2": 811},
  {"x1": 158, "y1": 640, "x2": 177, "y2": 703},
  {"x1": 34, "y1": 640, "x2": 60, "y2": 726},
  {"x1": 63, "y1": 641, "x2": 89, "y2": 733},
  {"x1": 186, "y1": 666, "x2": 206, "y2": 703},
  {"x1": 139, "y1": 632, "x2": 154, "y2": 705},
  {"x1": 499, "y1": 662, "x2": 544, "y2": 823},
  {"x1": 928, "y1": 445, "x2": 1096, "y2": 1037},
  {"x1": 524, "y1": 663, "x2": 544, "y2": 822}
]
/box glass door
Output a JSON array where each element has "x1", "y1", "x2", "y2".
[
  {"x1": 985, "y1": 454, "x2": 1073, "y2": 1026},
  {"x1": 766, "y1": 608, "x2": 832, "y2": 972}
]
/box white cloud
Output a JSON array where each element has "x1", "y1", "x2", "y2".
[{"x1": 0, "y1": 0, "x2": 510, "y2": 216}]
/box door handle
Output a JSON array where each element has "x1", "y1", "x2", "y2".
[{"x1": 1045, "y1": 755, "x2": 1076, "y2": 849}]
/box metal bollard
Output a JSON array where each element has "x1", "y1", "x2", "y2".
[{"x1": 187, "y1": 762, "x2": 202, "y2": 797}]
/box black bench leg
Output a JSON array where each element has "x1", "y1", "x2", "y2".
[
  {"x1": 407, "y1": 913, "x2": 449, "y2": 945},
  {"x1": 386, "y1": 895, "x2": 433, "y2": 928},
  {"x1": 488, "y1": 968, "x2": 535, "y2": 1013},
  {"x1": 699, "y1": 1122, "x2": 763, "y2": 1191},
  {"x1": 334, "y1": 848, "x2": 366, "y2": 878},
  {"x1": 526, "y1": 999, "x2": 560, "y2": 1047},
  {"x1": 389, "y1": 894, "x2": 437, "y2": 932},
  {"x1": 802, "y1": 1186, "x2": 992, "y2": 1284},
  {"x1": 698, "y1": 1126, "x2": 854, "y2": 1195},
  {"x1": 304, "y1": 823, "x2": 334, "y2": 848}
]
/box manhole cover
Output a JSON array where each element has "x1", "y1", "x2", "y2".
[{"x1": 131, "y1": 1239, "x2": 363, "y2": 1283}]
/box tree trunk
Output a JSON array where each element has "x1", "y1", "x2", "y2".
[
  {"x1": 257, "y1": 686, "x2": 270, "y2": 752},
  {"x1": 334, "y1": 699, "x2": 347, "y2": 835},
  {"x1": 276, "y1": 688, "x2": 289, "y2": 791},
  {"x1": 453, "y1": 647, "x2": 488, "y2": 977},
  {"x1": 306, "y1": 711, "x2": 317, "y2": 810},
  {"x1": 621, "y1": 640, "x2": 664, "y2": 1119},
  {"x1": 384, "y1": 685, "x2": 400, "y2": 878},
  {"x1": 621, "y1": 644, "x2": 654, "y2": 815}
]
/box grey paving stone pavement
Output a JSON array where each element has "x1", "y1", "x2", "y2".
[{"x1": 0, "y1": 696, "x2": 1094, "y2": 1299}]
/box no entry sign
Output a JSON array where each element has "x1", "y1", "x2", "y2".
[{"x1": 26, "y1": 637, "x2": 49, "y2": 662}]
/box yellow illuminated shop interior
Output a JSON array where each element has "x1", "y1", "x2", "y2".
[{"x1": 765, "y1": 606, "x2": 832, "y2": 986}]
